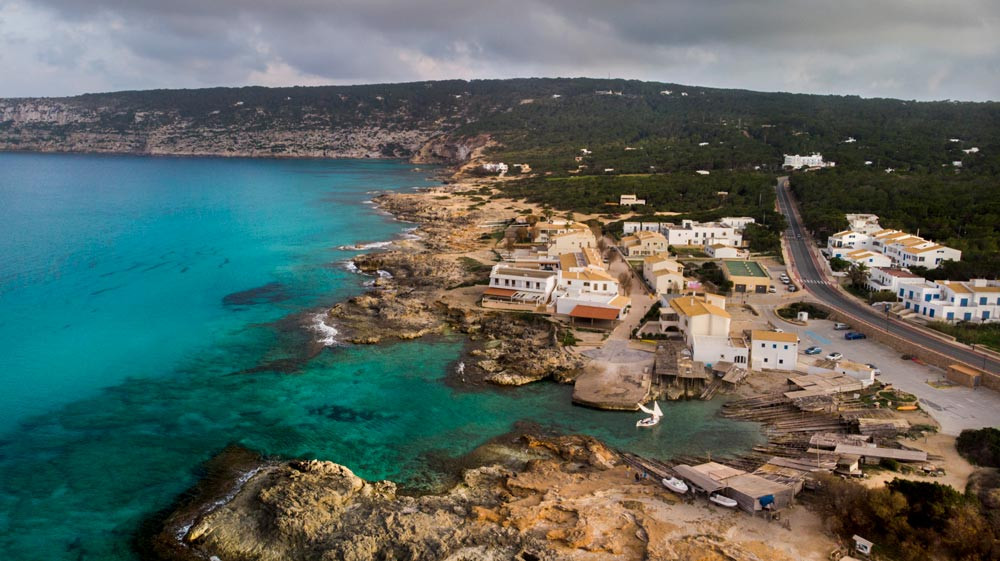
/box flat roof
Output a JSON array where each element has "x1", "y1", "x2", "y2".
[
  {"x1": 723, "y1": 260, "x2": 768, "y2": 278},
  {"x1": 948, "y1": 364, "x2": 984, "y2": 377},
  {"x1": 833, "y1": 444, "x2": 927, "y2": 462},
  {"x1": 569, "y1": 305, "x2": 620, "y2": 321},
  {"x1": 876, "y1": 268, "x2": 921, "y2": 278},
  {"x1": 672, "y1": 464, "x2": 725, "y2": 493}
]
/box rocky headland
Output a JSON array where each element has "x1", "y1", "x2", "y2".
[
  {"x1": 145, "y1": 433, "x2": 831, "y2": 561},
  {"x1": 325, "y1": 188, "x2": 583, "y2": 386}
]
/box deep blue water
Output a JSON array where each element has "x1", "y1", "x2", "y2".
[{"x1": 0, "y1": 153, "x2": 763, "y2": 560}]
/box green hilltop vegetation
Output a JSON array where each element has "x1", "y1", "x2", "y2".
[{"x1": 3, "y1": 78, "x2": 999, "y2": 274}]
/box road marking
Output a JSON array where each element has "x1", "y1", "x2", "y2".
[{"x1": 805, "y1": 330, "x2": 831, "y2": 345}]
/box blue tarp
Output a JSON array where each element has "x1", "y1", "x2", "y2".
[{"x1": 759, "y1": 494, "x2": 775, "y2": 507}]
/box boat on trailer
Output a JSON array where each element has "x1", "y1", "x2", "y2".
[
  {"x1": 636, "y1": 401, "x2": 663, "y2": 427},
  {"x1": 662, "y1": 476, "x2": 689, "y2": 494},
  {"x1": 709, "y1": 493, "x2": 738, "y2": 508}
]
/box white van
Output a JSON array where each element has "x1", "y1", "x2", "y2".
[{"x1": 833, "y1": 322, "x2": 851, "y2": 330}]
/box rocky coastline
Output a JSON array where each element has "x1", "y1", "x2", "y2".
[{"x1": 325, "y1": 188, "x2": 583, "y2": 387}]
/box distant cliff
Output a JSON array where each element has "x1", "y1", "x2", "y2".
[{"x1": 0, "y1": 81, "x2": 504, "y2": 162}]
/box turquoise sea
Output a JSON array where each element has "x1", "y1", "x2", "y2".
[{"x1": 0, "y1": 153, "x2": 763, "y2": 560}]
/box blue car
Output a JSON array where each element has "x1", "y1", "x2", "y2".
[
  {"x1": 804, "y1": 346, "x2": 822, "y2": 355},
  {"x1": 845, "y1": 332, "x2": 867, "y2": 340}
]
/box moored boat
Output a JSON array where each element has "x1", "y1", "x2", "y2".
[
  {"x1": 662, "y1": 476, "x2": 688, "y2": 494},
  {"x1": 709, "y1": 493, "x2": 738, "y2": 508},
  {"x1": 636, "y1": 401, "x2": 663, "y2": 428}
]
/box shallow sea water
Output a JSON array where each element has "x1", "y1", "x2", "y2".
[{"x1": 0, "y1": 153, "x2": 763, "y2": 560}]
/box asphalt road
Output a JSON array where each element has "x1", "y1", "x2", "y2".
[{"x1": 774, "y1": 176, "x2": 1000, "y2": 374}]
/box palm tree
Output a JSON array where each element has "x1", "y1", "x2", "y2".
[{"x1": 847, "y1": 262, "x2": 870, "y2": 289}]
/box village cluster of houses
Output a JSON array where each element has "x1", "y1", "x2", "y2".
[
  {"x1": 826, "y1": 213, "x2": 962, "y2": 271},
  {"x1": 484, "y1": 219, "x2": 630, "y2": 324},
  {"x1": 621, "y1": 217, "x2": 753, "y2": 259}
]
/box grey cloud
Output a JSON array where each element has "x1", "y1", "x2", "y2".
[{"x1": 3, "y1": 0, "x2": 999, "y2": 100}]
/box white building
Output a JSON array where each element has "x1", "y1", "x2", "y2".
[
  {"x1": 901, "y1": 279, "x2": 1000, "y2": 323},
  {"x1": 643, "y1": 254, "x2": 686, "y2": 294},
  {"x1": 620, "y1": 194, "x2": 646, "y2": 205},
  {"x1": 750, "y1": 331, "x2": 799, "y2": 371},
  {"x1": 783, "y1": 153, "x2": 835, "y2": 169},
  {"x1": 620, "y1": 230, "x2": 668, "y2": 257},
  {"x1": 842, "y1": 249, "x2": 893, "y2": 269},
  {"x1": 482, "y1": 162, "x2": 508, "y2": 174},
  {"x1": 484, "y1": 264, "x2": 558, "y2": 306},
  {"x1": 719, "y1": 216, "x2": 757, "y2": 229},
  {"x1": 866, "y1": 267, "x2": 926, "y2": 295},
  {"x1": 845, "y1": 214, "x2": 883, "y2": 235},
  {"x1": 661, "y1": 293, "x2": 748, "y2": 366},
  {"x1": 550, "y1": 250, "x2": 630, "y2": 321},
  {"x1": 827, "y1": 225, "x2": 961, "y2": 271},
  {"x1": 705, "y1": 243, "x2": 748, "y2": 259}
]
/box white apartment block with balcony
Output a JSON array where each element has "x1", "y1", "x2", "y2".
[
  {"x1": 866, "y1": 267, "x2": 926, "y2": 294},
  {"x1": 622, "y1": 218, "x2": 752, "y2": 250},
  {"x1": 827, "y1": 226, "x2": 961, "y2": 270},
  {"x1": 485, "y1": 264, "x2": 558, "y2": 305},
  {"x1": 900, "y1": 279, "x2": 1000, "y2": 323}
]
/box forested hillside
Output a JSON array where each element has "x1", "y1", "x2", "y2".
[{"x1": 2, "y1": 78, "x2": 998, "y2": 273}]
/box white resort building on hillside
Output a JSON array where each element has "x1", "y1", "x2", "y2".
[
  {"x1": 623, "y1": 218, "x2": 752, "y2": 248},
  {"x1": 783, "y1": 153, "x2": 835, "y2": 169}
]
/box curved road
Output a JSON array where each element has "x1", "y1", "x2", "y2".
[{"x1": 775, "y1": 177, "x2": 999, "y2": 374}]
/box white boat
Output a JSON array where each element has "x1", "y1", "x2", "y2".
[
  {"x1": 662, "y1": 476, "x2": 689, "y2": 494},
  {"x1": 709, "y1": 493, "x2": 738, "y2": 508},
  {"x1": 635, "y1": 401, "x2": 663, "y2": 428}
]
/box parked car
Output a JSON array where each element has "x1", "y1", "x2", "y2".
[
  {"x1": 767, "y1": 286, "x2": 777, "y2": 293},
  {"x1": 833, "y1": 322, "x2": 851, "y2": 330},
  {"x1": 780, "y1": 277, "x2": 791, "y2": 284},
  {"x1": 787, "y1": 285, "x2": 798, "y2": 292},
  {"x1": 826, "y1": 352, "x2": 843, "y2": 361},
  {"x1": 845, "y1": 332, "x2": 867, "y2": 340},
  {"x1": 867, "y1": 363, "x2": 882, "y2": 376},
  {"x1": 804, "y1": 346, "x2": 823, "y2": 355}
]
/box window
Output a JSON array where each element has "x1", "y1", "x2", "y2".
[
  {"x1": 784, "y1": 345, "x2": 789, "y2": 350},
  {"x1": 772, "y1": 344, "x2": 777, "y2": 349},
  {"x1": 779, "y1": 359, "x2": 784, "y2": 364},
  {"x1": 980, "y1": 297, "x2": 988, "y2": 305},
  {"x1": 764, "y1": 358, "x2": 769, "y2": 363}
]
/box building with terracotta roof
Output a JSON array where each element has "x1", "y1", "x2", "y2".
[{"x1": 661, "y1": 293, "x2": 749, "y2": 366}]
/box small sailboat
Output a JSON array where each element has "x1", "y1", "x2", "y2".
[
  {"x1": 636, "y1": 401, "x2": 663, "y2": 428},
  {"x1": 709, "y1": 493, "x2": 738, "y2": 508},
  {"x1": 662, "y1": 476, "x2": 689, "y2": 494}
]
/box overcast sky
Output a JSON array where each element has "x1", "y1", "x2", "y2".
[{"x1": 0, "y1": 0, "x2": 997, "y2": 100}]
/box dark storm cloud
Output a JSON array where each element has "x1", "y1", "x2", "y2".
[{"x1": 2, "y1": 0, "x2": 998, "y2": 99}]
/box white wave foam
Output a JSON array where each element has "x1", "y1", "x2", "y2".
[
  {"x1": 309, "y1": 313, "x2": 339, "y2": 346},
  {"x1": 376, "y1": 269, "x2": 393, "y2": 279},
  {"x1": 342, "y1": 260, "x2": 361, "y2": 273},
  {"x1": 177, "y1": 465, "x2": 264, "y2": 541}
]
